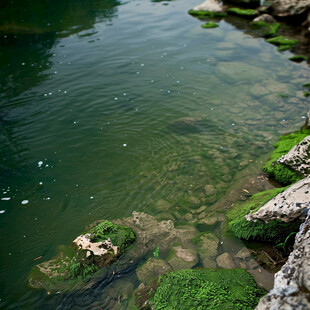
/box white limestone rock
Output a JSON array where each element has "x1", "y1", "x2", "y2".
[
  {"x1": 192, "y1": 0, "x2": 225, "y2": 13},
  {"x1": 246, "y1": 176, "x2": 310, "y2": 223}
]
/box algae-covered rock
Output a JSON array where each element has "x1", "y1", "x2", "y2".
[
  {"x1": 29, "y1": 220, "x2": 135, "y2": 292},
  {"x1": 266, "y1": 36, "x2": 299, "y2": 51},
  {"x1": 251, "y1": 21, "x2": 280, "y2": 37},
  {"x1": 289, "y1": 55, "x2": 308, "y2": 62},
  {"x1": 262, "y1": 129, "x2": 310, "y2": 185},
  {"x1": 135, "y1": 268, "x2": 266, "y2": 309},
  {"x1": 227, "y1": 188, "x2": 302, "y2": 243},
  {"x1": 201, "y1": 21, "x2": 219, "y2": 28},
  {"x1": 136, "y1": 258, "x2": 173, "y2": 285},
  {"x1": 227, "y1": 8, "x2": 259, "y2": 19}
]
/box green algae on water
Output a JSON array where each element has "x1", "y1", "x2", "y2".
[
  {"x1": 227, "y1": 8, "x2": 258, "y2": 19},
  {"x1": 201, "y1": 21, "x2": 219, "y2": 29},
  {"x1": 227, "y1": 187, "x2": 301, "y2": 243},
  {"x1": 135, "y1": 269, "x2": 266, "y2": 309},
  {"x1": 262, "y1": 129, "x2": 310, "y2": 185},
  {"x1": 188, "y1": 9, "x2": 226, "y2": 17}
]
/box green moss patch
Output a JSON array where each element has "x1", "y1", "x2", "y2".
[
  {"x1": 188, "y1": 9, "x2": 226, "y2": 17},
  {"x1": 227, "y1": 8, "x2": 258, "y2": 19},
  {"x1": 266, "y1": 36, "x2": 299, "y2": 52},
  {"x1": 135, "y1": 269, "x2": 266, "y2": 309},
  {"x1": 251, "y1": 21, "x2": 280, "y2": 37},
  {"x1": 289, "y1": 55, "x2": 308, "y2": 62},
  {"x1": 262, "y1": 130, "x2": 310, "y2": 185},
  {"x1": 227, "y1": 188, "x2": 302, "y2": 243},
  {"x1": 201, "y1": 21, "x2": 219, "y2": 28},
  {"x1": 29, "y1": 221, "x2": 135, "y2": 292}
]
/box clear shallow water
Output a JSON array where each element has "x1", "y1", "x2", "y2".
[{"x1": 0, "y1": 0, "x2": 310, "y2": 308}]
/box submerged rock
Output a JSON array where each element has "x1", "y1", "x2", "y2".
[
  {"x1": 188, "y1": 0, "x2": 226, "y2": 17},
  {"x1": 246, "y1": 176, "x2": 310, "y2": 223},
  {"x1": 135, "y1": 268, "x2": 266, "y2": 309},
  {"x1": 256, "y1": 211, "x2": 310, "y2": 309},
  {"x1": 195, "y1": 232, "x2": 219, "y2": 259},
  {"x1": 167, "y1": 246, "x2": 199, "y2": 270},
  {"x1": 216, "y1": 252, "x2": 236, "y2": 269},
  {"x1": 136, "y1": 258, "x2": 172, "y2": 285},
  {"x1": 253, "y1": 14, "x2": 277, "y2": 23}
]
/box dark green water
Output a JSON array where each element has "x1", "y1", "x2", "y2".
[{"x1": 0, "y1": 0, "x2": 309, "y2": 308}]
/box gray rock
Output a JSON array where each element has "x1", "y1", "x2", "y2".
[
  {"x1": 271, "y1": 0, "x2": 310, "y2": 18},
  {"x1": 202, "y1": 257, "x2": 217, "y2": 268},
  {"x1": 253, "y1": 14, "x2": 277, "y2": 23},
  {"x1": 278, "y1": 136, "x2": 310, "y2": 177},
  {"x1": 192, "y1": 205, "x2": 207, "y2": 214},
  {"x1": 246, "y1": 177, "x2": 310, "y2": 223},
  {"x1": 192, "y1": 0, "x2": 225, "y2": 13},
  {"x1": 255, "y1": 211, "x2": 310, "y2": 309},
  {"x1": 197, "y1": 216, "x2": 219, "y2": 226},
  {"x1": 136, "y1": 258, "x2": 173, "y2": 284},
  {"x1": 216, "y1": 252, "x2": 236, "y2": 269}
]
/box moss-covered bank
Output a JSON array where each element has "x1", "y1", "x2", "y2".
[
  {"x1": 227, "y1": 188, "x2": 302, "y2": 243},
  {"x1": 29, "y1": 220, "x2": 135, "y2": 292},
  {"x1": 135, "y1": 268, "x2": 266, "y2": 310},
  {"x1": 262, "y1": 129, "x2": 310, "y2": 185}
]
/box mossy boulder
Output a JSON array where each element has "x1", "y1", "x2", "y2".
[
  {"x1": 227, "y1": 188, "x2": 302, "y2": 243},
  {"x1": 262, "y1": 129, "x2": 310, "y2": 185},
  {"x1": 201, "y1": 21, "x2": 219, "y2": 28},
  {"x1": 29, "y1": 220, "x2": 135, "y2": 292},
  {"x1": 227, "y1": 8, "x2": 259, "y2": 19},
  {"x1": 135, "y1": 268, "x2": 266, "y2": 309},
  {"x1": 266, "y1": 36, "x2": 299, "y2": 51},
  {"x1": 251, "y1": 21, "x2": 280, "y2": 37}
]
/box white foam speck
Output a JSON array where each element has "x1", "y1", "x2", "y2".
[
  {"x1": 39, "y1": 182, "x2": 43, "y2": 185},
  {"x1": 123, "y1": 144, "x2": 127, "y2": 147},
  {"x1": 21, "y1": 200, "x2": 29, "y2": 204},
  {"x1": 1, "y1": 197, "x2": 10, "y2": 201},
  {"x1": 38, "y1": 161, "x2": 43, "y2": 167},
  {"x1": 90, "y1": 196, "x2": 94, "y2": 199},
  {"x1": 114, "y1": 97, "x2": 118, "y2": 101},
  {"x1": 0, "y1": 210, "x2": 5, "y2": 214}
]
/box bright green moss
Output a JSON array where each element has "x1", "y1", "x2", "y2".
[
  {"x1": 138, "y1": 269, "x2": 266, "y2": 310},
  {"x1": 304, "y1": 91, "x2": 310, "y2": 97},
  {"x1": 303, "y1": 83, "x2": 310, "y2": 89},
  {"x1": 267, "y1": 36, "x2": 299, "y2": 51},
  {"x1": 85, "y1": 220, "x2": 135, "y2": 253},
  {"x1": 227, "y1": 8, "x2": 258, "y2": 18},
  {"x1": 201, "y1": 21, "x2": 219, "y2": 28},
  {"x1": 251, "y1": 21, "x2": 280, "y2": 37},
  {"x1": 227, "y1": 188, "x2": 301, "y2": 243},
  {"x1": 188, "y1": 9, "x2": 227, "y2": 17},
  {"x1": 262, "y1": 130, "x2": 310, "y2": 185},
  {"x1": 289, "y1": 55, "x2": 308, "y2": 62}
]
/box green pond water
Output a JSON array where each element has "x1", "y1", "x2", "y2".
[{"x1": 0, "y1": 0, "x2": 310, "y2": 308}]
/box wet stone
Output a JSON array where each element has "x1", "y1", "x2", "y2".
[
  {"x1": 216, "y1": 252, "x2": 236, "y2": 269},
  {"x1": 167, "y1": 246, "x2": 199, "y2": 270},
  {"x1": 136, "y1": 258, "x2": 173, "y2": 284},
  {"x1": 236, "y1": 247, "x2": 252, "y2": 259},
  {"x1": 196, "y1": 232, "x2": 219, "y2": 259}
]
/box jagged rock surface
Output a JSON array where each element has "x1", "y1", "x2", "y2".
[
  {"x1": 246, "y1": 176, "x2": 310, "y2": 223},
  {"x1": 253, "y1": 14, "x2": 277, "y2": 23},
  {"x1": 255, "y1": 211, "x2": 310, "y2": 310},
  {"x1": 271, "y1": 0, "x2": 310, "y2": 17},
  {"x1": 278, "y1": 136, "x2": 310, "y2": 176}
]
